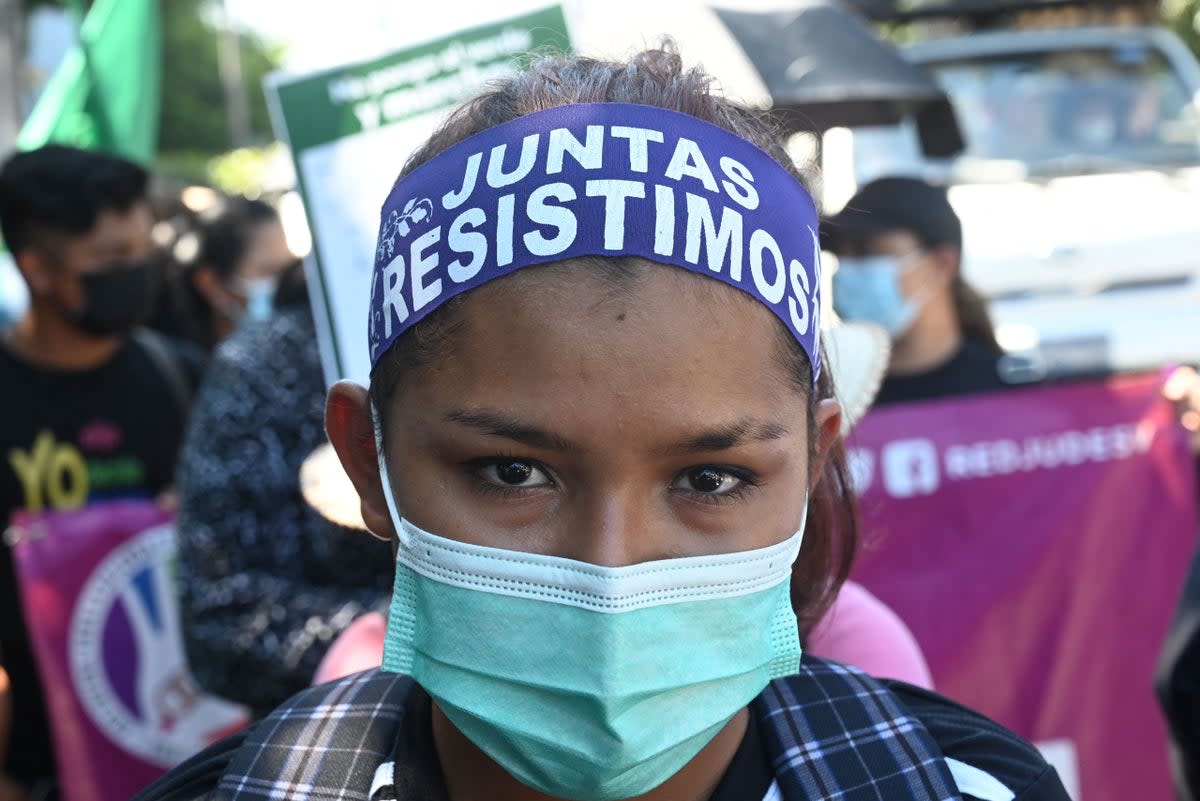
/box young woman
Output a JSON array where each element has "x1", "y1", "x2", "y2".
[
  {"x1": 138, "y1": 47, "x2": 1068, "y2": 801},
  {"x1": 169, "y1": 197, "x2": 297, "y2": 351},
  {"x1": 822, "y1": 176, "x2": 1011, "y2": 405},
  {"x1": 305, "y1": 320, "x2": 934, "y2": 691}
]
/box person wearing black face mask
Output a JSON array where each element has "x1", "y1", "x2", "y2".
[
  {"x1": 65, "y1": 257, "x2": 157, "y2": 336},
  {"x1": 0, "y1": 145, "x2": 203, "y2": 800}
]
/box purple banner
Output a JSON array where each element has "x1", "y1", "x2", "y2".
[
  {"x1": 848, "y1": 373, "x2": 1197, "y2": 801},
  {"x1": 10, "y1": 500, "x2": 250, "y2": 801}
]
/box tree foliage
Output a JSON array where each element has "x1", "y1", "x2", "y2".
[
  {"x1": 1163, "y1": 0, "x2": 1200, "y2": 53},
  {"x1": 21, "y1": 0, "x2": 281, "y2": 177},
  {"x1": 159, "y1": 0, "x2": 281, "y2": 156}
]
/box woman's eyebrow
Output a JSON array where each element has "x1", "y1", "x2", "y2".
[
  {"x1": 444, "y1": 408, "x2": 577, "y2": 451},
  {"x1": 670, "y1": 419, "x2": 791, "y2": 453}
]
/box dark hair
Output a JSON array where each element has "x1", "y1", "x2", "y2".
[
  {"x1": 909, "y1": 230, "x2": 1001, "y2": 353},
  {"x1": 950, "y1": 275, "x2": 1000, "y2": 352},
  {"x1": 369, "y1": 46, "x2": 858, "y2": 631},
  {"x1": 272, "y1": 257, "x2": 310, "y2": 310},
  {"x1": 0, "y1": 144, "x2": 149, "y2": 255},
  {"x1": 196, "y1": 197, "x2": 280, "y2": 283},
  {"x1": 894, "y1": 197, "x2": 999, "y2": 352},
  {"x1": 169, "y1": 196, "x2": 282, "y2": 349}
]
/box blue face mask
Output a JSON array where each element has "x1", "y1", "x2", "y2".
[
  {"x1": 237, "y1": 276, "x2": 278, "y2": 323},
  {"x1": 832, "y1": 255, "x2": 923, "y2": 338},
  {"x1": 376, "y1": 455, "x2": 805, "y2": 801}
]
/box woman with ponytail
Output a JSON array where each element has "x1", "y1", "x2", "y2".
[{"x1": 823, "y1": 176, "x2": 1011, "y2": 405}]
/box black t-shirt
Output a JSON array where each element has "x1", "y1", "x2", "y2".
[
  {"x1": 136, "y1": 680, "x2": 1069, "y2": 801},
  {"x1": 876, "y1": 339, "x2": 1008, "y2": 407},
  {"x1": 0, "y1": 332, "x2": 197, "y2": 784}
]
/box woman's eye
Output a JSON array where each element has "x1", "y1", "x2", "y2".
[
  {"x1": 477, "y1": 459, "x2": 552, "y2": 489},
  {"x1": 672, "y1": 467, "x2": 746, "y2": 496}
]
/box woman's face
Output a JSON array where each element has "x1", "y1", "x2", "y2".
[
  {"x1": 235, "y1": 219, "x2": 293, "y2": 284},
  {"x1": 850, "y1": 229, "x2": 949, "y2": 307},
  {"x1": 337, "y1": 261, "x2": 840, "y2": 565},
  {"x1": 194, "y1": 219, "x2": 294, "y2": 330}
]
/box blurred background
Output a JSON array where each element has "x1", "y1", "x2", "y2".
[{"x1": 3, "y1": 0, "x2": 1200, "y2": 377}]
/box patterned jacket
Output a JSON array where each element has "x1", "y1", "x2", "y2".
[
  {"x1": 133, "y1": 658, "x2": 1069, "y2": 801},
  {"x1": 174, "y1": 307, "x2": 393, "y2": 714}
]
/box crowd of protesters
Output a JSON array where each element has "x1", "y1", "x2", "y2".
[{"x1": 0, "y1": 42, "x2": 1197, "y2": 801}]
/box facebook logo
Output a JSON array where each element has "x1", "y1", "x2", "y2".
[{"x1": 881, "y1": 439, "x2": 940, "y2": 498}]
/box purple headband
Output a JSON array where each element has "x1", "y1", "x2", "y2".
[{"x1": 369, "y1": 102, "x2": 822, "y2": 379}]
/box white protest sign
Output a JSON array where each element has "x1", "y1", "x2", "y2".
[{"x1": 266, "y1": 7, "x2": 571, "y2": 385}]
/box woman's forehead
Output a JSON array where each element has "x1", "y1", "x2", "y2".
[
  {"x1": 865, "y1": 229, "x2": 922, "y2": 254},
  {"x1": 482, "y1": 257, "x2": 755, "y2": 307},
  {"x1": 466, "y1": 259, "x2": 781, "y2": 344},
  {"x1": 391, "y1": 260, "x2": 806, "y2": 420}
]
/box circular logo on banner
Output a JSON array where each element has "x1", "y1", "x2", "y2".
[{"x1": 69, "y1": 524, "x2": 249, "y2": 767}]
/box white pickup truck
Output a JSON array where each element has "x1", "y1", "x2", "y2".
[{"x1": 846, "y1": 24, "x2": 1200, "y2": 378}]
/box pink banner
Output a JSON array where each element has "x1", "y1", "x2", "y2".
[
  {"x1": 10, "y1": 500, "x2": 250, "y2": 801},
  {"x1": 848, "y1": 373, "x2": 1197, "y2": 801}
]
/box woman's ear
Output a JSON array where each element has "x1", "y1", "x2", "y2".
[
  {"x1": 191, "y1": 265, "x2": 218, "y2": 295},
  {"x1": 930, "y1": 245, "x2": 961, "y2": 288},
  {"x1": 192, "y1": 265, "x2": 238, "y2": 308},
  {"x1": 326, "y1": 381, "x2": 396, "y2": 542},
  {"x1": 14, "y1": 247, "x2": 54, "y2": 296},
  {"x1": 808, "y1": 398, "x2": 843, "y2": 489}
]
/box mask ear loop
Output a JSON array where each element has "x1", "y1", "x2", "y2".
[
  {"x1": 794, "y1": 497, "x2": 810, "y2": 557},
  {"x1": 370, "y1": 399, "x2": 406, "y2": 541}
]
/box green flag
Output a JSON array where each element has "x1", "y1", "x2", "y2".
[{"x1": 17, "y1": 0, "x2": 161, "y2": 164}]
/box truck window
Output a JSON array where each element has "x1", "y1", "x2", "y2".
[
  {"x1": 933, "y1": 45, "x2": 1198, "y2": 168},
  {"x1": 853, "y1": 40, "x2": 1200, "y2": 180}
]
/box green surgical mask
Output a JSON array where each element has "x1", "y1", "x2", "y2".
[{"x1": 378, "y1": 458, "x2": 805, "y2": 801}]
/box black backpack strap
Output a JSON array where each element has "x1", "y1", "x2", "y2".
[
  {"x1": 219, "y1": 670, "x2": 414, "y2": 800},
  {"x1": 131, "y1": 327, "x2": 193, "y2": 419},
  {"x1": 756, "y1": 657, "x2": 963, "y2": 801}
]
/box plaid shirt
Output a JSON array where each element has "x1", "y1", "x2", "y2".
[
  {"x1": 137, "y1": 658, "x2": 1064, "y2": 801},
  {"x1": 754, "y1": 660, "x2": 960, "y2": 800},
  {"x1": 218, "y1": 669, "x2": 409, "y2": 799}
]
